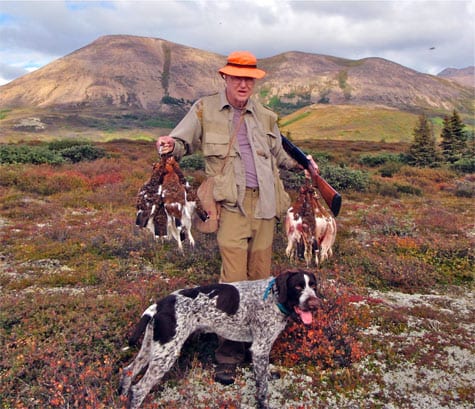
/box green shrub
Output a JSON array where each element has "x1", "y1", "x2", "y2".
[
  {"x1": 59, "y1": 145, "x2": 105, "y2": 163},
  {"x1": 47, "y1": 139, "x2": 90, "y2": 151},
  {"x1": 321, "y1": 165, "x2": 370, "y2": 192},
  {"x1": 281, "y1": 169, "x2": 307, "y2": 191},
  {"x1": 180, "y1": 154, "x2": 205, "y2": 171},
  {"x1": 308, "y1": 151, "x2": 333, "y2": 165},
  {"x1": 375, "y1": 182, "x2": 422, "y2": 197},
  {"x1": 0, "y1": 140, "x2": 105, "y2": 165},
  {"x1": 395, "y1": 183, "x2": 423, "y2": 196},
  {"x1": 451, "y1": 157, "x2": 475, "y2": 173},
  {"x1": 379, "y1": 161, "x2": 402, "y2": 177},
  {"x1": 0, "y1": 144, "x2": 64, "y2": 165},
  {"x1": 359, "y1": 153, "x2": 406, "y2": 167},
  {"x1": 376, "y1": 182, "x2": 400, "y2": 198}
]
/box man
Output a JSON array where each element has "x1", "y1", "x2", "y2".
[{"x1": 157, "y1": 50, "x2": 318, "y2": 384}]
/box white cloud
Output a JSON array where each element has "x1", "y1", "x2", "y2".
[{"x1": 0, "y1": 0, "x2": 473, "y2": 83}]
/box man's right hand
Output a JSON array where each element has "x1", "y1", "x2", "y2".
[{"x1": 156, "y1": 136, "x2": 175, "y2": 155}]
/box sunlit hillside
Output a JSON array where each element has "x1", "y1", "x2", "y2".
[
  {"x1": 280, "y1": 104, "x2": 429, "y2": 142},
  {"x1": 0, "y1": 104, "x2": 442, "y2": 144}
]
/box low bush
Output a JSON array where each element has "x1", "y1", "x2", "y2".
[
  {"x1": 58, "y1": 144, "x2": 105, "y2": 163},
  {"x1": 0, "y1": 144, "x2": 64, "y2": 165},
  {"x1": 451, "y1": 157, "x2": 475, "y2": 173},
  {"x1": 308, "y1": 150, "x2": 333, "y2": 165},
  {"x1": 180, "y1": 154, "x2": 205, "y2": 171},
  {"x1": 398, "y1": 165, "x2": 455, "y2": 183},
  {"x1": 0, "y1": 291, "x2": 138, "y2": 409},
  {"x1": 322, "y1": 165, "x2": 370, "y2": 192},
  {"x1": 359, "y1": 152, "x2": 405, "y2": 167},
  {"x1": 375, "y1": 182, "x2": 401, "y2": 198},
  {"x1": 272, "y1": 280, "x2": 371, "y2": 370},
  {"x1": 394, "y1": 183, "x2": 423, "y2": 196},
  {"x1": 363, "y1": 212, "x2": 416, "y2": 237},
  {"x1": 379, "y1": 161, "x2": 403, "y2": 177},
  {"x1": 0, "y1": 140, "x2": 105, "y2": 165},
  {"x1": 15, "y1": 167, "x2": 89, "y2": 195},
  {"x1": 47, "y1": 139, "x2": 90, "y2": 151},
  {"x1": 375, "y1": 181, "x2": 423, "y2": 197}
]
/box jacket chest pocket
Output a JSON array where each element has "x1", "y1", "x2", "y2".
[
  {"x1": 250, "y1": 127, "x2": 274, "y2": 166},
  {"x1": 202, "y1": 132, "x2": 234, "y2": 158}
]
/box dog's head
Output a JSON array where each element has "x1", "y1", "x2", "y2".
[{"x1": 275, "y1": 269, "x2": 321, "y2": 325}]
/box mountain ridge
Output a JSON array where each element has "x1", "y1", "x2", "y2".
[
  {"x1": 0, "y1": 34, "x2": 473, "y2": 120},
  {"x1": 437, "y1": 66, "x2": 474, "y2": 88}
]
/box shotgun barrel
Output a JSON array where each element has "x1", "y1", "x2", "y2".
[{"x1": 281, "y1": 135, "x2": 342, "y2": 217}]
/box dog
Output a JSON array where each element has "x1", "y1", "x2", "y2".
[{"x1": 119, "y1": 269, "x2": 320, "y2": 409}]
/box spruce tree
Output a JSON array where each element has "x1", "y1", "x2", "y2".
[
  {"x1": 408, "y1": 114, "x2": 438, "y2": 167},
  {"x1": 439, "y1": 115, "x2": 454, "y2": 162},
  {"x1": 450, "y1": 110, "x2": 468, "y2": 157},
  {"x1": 439, "y1": 110, "x2": 467, "y2": 163}
]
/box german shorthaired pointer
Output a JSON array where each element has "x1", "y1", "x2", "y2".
[{"x1": 119, "y1": 269, "x2": 320, "y2": 409}]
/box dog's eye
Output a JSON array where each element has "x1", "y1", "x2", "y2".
[{"x1": 295, "y1": 285, "x2": 303, "y2": 290}]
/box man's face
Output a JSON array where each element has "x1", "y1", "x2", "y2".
[{"x1": 224, "y1": 75, "x2": 256, "y2": 108}]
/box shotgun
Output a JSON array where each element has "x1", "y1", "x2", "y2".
[{"x1": 281, "y1": 135, "x2": 342, "y2": 217}]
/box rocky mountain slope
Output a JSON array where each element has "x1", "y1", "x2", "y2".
[
  {"x1": 438, "y1": 66, "x2": 474, "y2": 88},
  {"x1": 0, "y1": 35, "x2": 223, "y2": 113},
  {"x1": 0, "y1": 34, "x2": 473, "y2": 120}
]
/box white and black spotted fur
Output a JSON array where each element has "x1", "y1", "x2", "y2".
[{"x1": 119, "y1": 269, "x2": 320, "y2": 409}]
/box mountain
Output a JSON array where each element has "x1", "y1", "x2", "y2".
[
  {"x1": 0, "y1": 35, "x2": 473, "y2": 126},
  {"x1": 437, "y1": 66, "x2": 474, "y2": 88},
  {"x1": 0, "y1": 35, "x2": 223, "y2": 113},
  {"x1": 260, "y1": 53, "x2": 473, "y2": 114}
]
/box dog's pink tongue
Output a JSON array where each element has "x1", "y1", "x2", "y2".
[{"x1": 294, "y1": 307, "x2": 313, "y2": 324}]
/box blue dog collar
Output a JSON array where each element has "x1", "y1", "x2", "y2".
[
  {"x1": 263, "y1": 277, "x2": 291, "y2": 316},
  {"x1": 263, "y1": 278, "x2": 275, "y2": 301}
]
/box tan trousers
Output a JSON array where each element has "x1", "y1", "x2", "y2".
[
  {"x1": 215, "y1": 188, "x2": 275, "y2": 365},
  {"x1": 217, "y1": 188, "x2": 275, "y2": 283}
]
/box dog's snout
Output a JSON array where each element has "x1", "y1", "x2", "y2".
[{"x1": 306, "y1": 297, "x2": 320, "y2": 310}]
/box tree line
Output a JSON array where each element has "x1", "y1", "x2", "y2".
[{"x1": 408, "y1": 110, "x2": 474, "y2": 172}]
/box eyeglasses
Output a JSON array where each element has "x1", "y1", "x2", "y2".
[{"x1": 226, "y1": 76, "x2": 255, "y2": 86}]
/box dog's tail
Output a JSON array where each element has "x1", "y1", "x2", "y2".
[{"x1": 128, "y1": 304, "x2": 157, "y2": 347}]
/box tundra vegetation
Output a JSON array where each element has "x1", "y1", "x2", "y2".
[{"x1": 0, "y1": 113, "x2": 473, "y2": 408}]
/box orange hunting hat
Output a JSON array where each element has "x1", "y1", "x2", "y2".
[{"x1": 218, "y1": 51, "x2": 266, "y2": 79}]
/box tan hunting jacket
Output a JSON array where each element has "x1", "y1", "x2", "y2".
[{"x1": 170, "y1": 90, "x2": 297, "y2": 219}]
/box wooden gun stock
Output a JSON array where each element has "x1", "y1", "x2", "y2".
[{"x1": 281, "y1": 135, "x2": 342, "y2": 217}]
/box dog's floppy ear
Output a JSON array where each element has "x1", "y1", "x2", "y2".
[{"x1": 275, "y1": 272, "x2": 290, "y2": 304}]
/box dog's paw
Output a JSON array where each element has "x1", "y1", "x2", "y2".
[{"x1": 257, "y1": 401, "x2": 271, "y2": 409}]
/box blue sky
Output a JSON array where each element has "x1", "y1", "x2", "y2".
[{"x1": 0, "y1": 0, "x2": 474, "y2": 85}]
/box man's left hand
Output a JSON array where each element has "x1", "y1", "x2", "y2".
[{"x1": 304, "y1": 154, "x2": 319, "y2": 179}]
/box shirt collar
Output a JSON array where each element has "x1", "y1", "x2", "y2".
[{"x1": 218, "y1": 89, "x2": 255, "y2": 115}]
